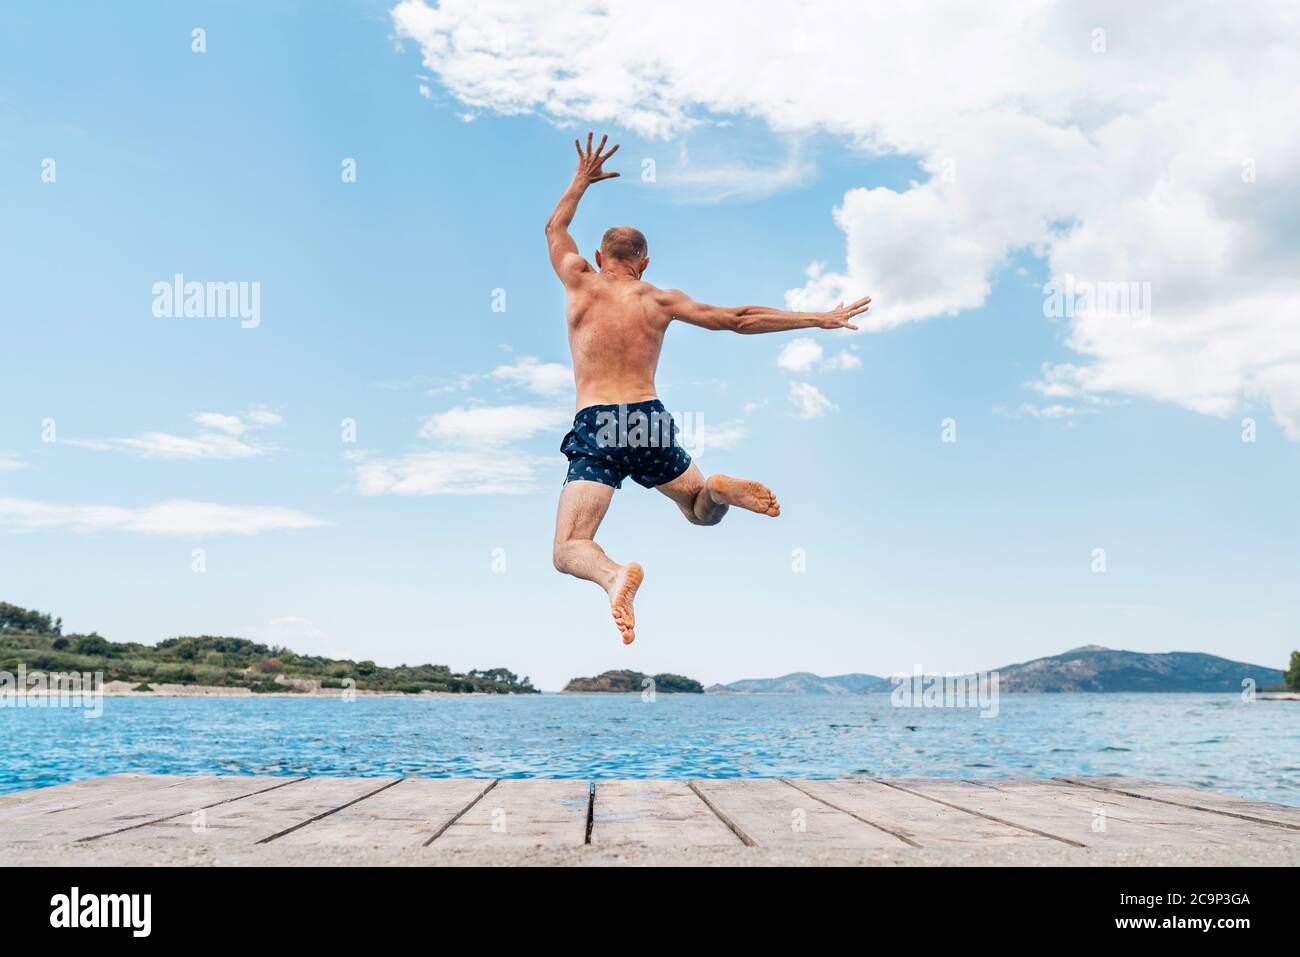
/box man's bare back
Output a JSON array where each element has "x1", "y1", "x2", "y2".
[
  {"x1": 564, "y1": 268, "x2": 666, "y2": 409},
  {"x1": 546, "y1": 133, "x2": 872, "y2": 644}
]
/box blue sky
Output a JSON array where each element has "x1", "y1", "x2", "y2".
[{"x1": 2, "y1": 1, "x2": 1297, "y2": 690}]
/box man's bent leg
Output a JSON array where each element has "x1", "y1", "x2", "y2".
[
  {"x1": 553, "y1": 479, "x2": 643, "y2": 644},
  {"x1": 656, "y1": 463, "x2": 781, "y2": 524}
]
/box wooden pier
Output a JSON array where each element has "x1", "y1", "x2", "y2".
[{"x1": 3, "y1": 775, "x2": 1298, "y2": 866}]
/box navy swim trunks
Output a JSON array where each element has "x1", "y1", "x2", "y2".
[{"x1": 561, "y1": 399, "x2": 692, "y2": 489}]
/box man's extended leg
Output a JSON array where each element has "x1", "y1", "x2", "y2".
[
  {"x1": 552, "y1": 479, "x2": 644, "y2": 644},
  {"x1": 655, "y1": 463, "x2": 781, "y2": 524}
]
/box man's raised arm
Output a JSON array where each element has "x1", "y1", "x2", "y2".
[
  {"x1": 659, "y1": 289, "x2": 872, "y2": 334},
  {"x1": 545, "y1": 132, "x2": 620, "y2": 283}
]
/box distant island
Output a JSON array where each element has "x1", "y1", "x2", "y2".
[
  {"x1": 564, "y1": 670, "x2": 704, "y2": 693},
  {"x1": 0, "y1": 601, "x2": 536, "y2": 695},
  {"x1": 711, "y1": 646, "x2": 1295, "y2": 694},
  {"x1": 708, "y1": 672, "x2": 891, "y2": 694}
]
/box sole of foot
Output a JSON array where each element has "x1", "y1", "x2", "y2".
[
  {"x1": 610, "y1": 562, "x2": 644, "y2": 645},
  {"x1": 706, "y1": 475, "x2": 781, "y2": 517}
]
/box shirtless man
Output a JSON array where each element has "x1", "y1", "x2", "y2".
[{"x1": 548, "y1": 133, "x2": 871, "y2": 645}]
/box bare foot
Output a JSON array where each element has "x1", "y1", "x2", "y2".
[
  {"x1": 706, "y1": 475, "x2": 781, "y2": 517},
  {"x1": 608, "y1": 562, "x2": 644, "y2": 645}
]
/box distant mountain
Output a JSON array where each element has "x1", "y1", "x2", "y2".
[
  {"x1": 563, "y1": 670, "x2": 703, "y2": 693},
  {"x1": 986, "y1": 645, "x2": 1283, "y2": 693},
  {"x1": 707, "y1": 672, "x2": 891, "y2": 694},
  {"x1": 711, "y1": 647, "x2": 1284, "y2": 694}
]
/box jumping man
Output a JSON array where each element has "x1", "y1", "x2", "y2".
[{"x1": 547, "y1": 133, "x2": 872, "y2": 645}]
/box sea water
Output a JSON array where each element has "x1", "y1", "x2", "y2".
[{"x1": 2, "y1": 692, "x2": 1296, "y2": 803}]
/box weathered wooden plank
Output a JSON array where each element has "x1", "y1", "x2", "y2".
[
  {"x1": 432, "y1": 779, "x2": 588, "y2": 849},
  {"x1": 690, "y1": 779, "x2": 907, "y2": 848},
  {"x1": 90, "y1": 776, "x2": 391, "y2": 846},
  {"x1": 789, "y1": 779, "x2": 1058, "y2": 847},
  {"x1": 0, "y1": 775, "x2": 304, "y2": 845},
  {"x1": 1062, "y1": 776, "x2": 1300, "y2": 830},
  {"x1": 989, "y1": 779, "x2": 1300, "y2": 846},
  {"x1": 591, "y1": 780, "x2": 740, "y2": 846},
  {"x1": 275, "y1": 778, "x2": 493, "y2": 847},
  {"x1": 0, "y1": 774, "x2": 186, "y2": 821},
  {"x1": 889, "y1": 778, "x2": 1296, "y2": 848}
]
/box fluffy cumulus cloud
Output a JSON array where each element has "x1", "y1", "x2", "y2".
[
  {"x1": 0, "y1": 498, "x2": 325, "y2": 536},
  {"x1": 391, "y1": 0, "x2": 1300, "y2": 437},
  {"x1": 777, "y1": 337, "x2": 860, "y2": 375},
  {"x1": 777, "y1": 338, "x2": 823, "y2": 374}
]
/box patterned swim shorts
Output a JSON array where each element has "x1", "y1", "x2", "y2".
[{"x1": 560, "y1": 399, "x2": 692, "y2": 489}]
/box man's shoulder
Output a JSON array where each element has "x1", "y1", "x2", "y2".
[{"x1": 634, "y1": 280, "x2": 682, "y2": 307}]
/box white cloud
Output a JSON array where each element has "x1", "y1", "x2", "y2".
[
  {"x1": 822, "y1": 351, "x2": 861, "y2": 371},
  {"x1": 667, "y1": 138, "x2": 814, "y2": 203},
  {"x1": 357, "y1": 355, "x2": 574, "y2": 496},
  {"x1": 1022, "y1": 403, "x2": 1077, "y2": 419},
  {"x1": 0, "y1": 498, "x2": 325, "y2": 536},
  {"x1": 777, "y1": 338, "x2": 823, "y2": 373},
  {"x1": 244, "y1": 407, "x2": 284, "y2": 428},
  {"x1": 699, "y1": 420, "x2": 748, "y2": 451},
  {"x1": 70, "y1": 408, "x2": 284, "y2": 460},
  {"x1": 391, "y1": 0, "x2": 1300, "y2": 439},
  {"x1": 0, "y1": 455, "x2": 29, "y2": 473},
  {"x1": 350, "y1": 449, "x2": 544, "y2": 496},
  {"x1": 490, "y1": 357, "x2": 574, "y2": 397},
  {"x1": 777, "y1": 338, "x2": 860, "y2": 374},
  {"x1": 788, "y1": 382, "x2": 836, "y2": 419},
  {"x1": 192, "y1": 412, "x2": 246, "y2": 435},
  {"x1": 419, "y1": 404, "x2": 570, "y2": 446}
]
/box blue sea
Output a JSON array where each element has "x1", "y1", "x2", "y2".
[{"x1": 2, "y1": 692, "x2": 1297, "y2": 803}]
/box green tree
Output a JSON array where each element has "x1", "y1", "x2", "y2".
[
  {"x1": 73, "y1": 634, "x2": 111, "y2": 656},
  {"x1": 1284, "y1": 651, "x2": 1300, "y2": 692},
  {"x1": 0, "y1": 602, "x2": 59, "y2": 634}
]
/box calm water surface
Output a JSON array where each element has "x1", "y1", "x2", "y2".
[{"x1": 3, "y1": 692, "x2": 1297, "y2": 803}]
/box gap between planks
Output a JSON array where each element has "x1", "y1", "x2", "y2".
[
  {"x1": 880, "y1": 780, "x2": 1086, "y2": 847},
  {"x1": 78, "y1": 777, "x2": 309, "y2": 843},
  {"x1": 1059, "y1": 777, "x2": 1300, "y2": 832}
]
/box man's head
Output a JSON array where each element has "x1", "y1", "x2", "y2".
[{"x1": 596, "y1": 225, "x2": 649, "y2": 276}]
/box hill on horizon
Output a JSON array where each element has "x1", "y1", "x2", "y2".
[
  {"x1": 707, "y1": 671, "x2": 892, "y2": 694},
  {"x1": 0, "y1": 600, "x2": 536, "y2": 695},
  {"x1": 711, "y1": 646, "x2": 1286, "y2": 694}
]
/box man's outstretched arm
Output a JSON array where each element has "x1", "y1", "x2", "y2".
[
  {"x1": 545, "y1": 132, "x2": 620, "y2": 283},
  {"x1": 661, "y1": 289, "x2": 872, "y2": 334}
]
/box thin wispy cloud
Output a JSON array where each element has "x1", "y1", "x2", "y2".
[
  {"x1": 0, "y1": 455, "x2": 29, "y2": 473},
  {"x1": 349, "y1": 449, "x2": 545, "y2": 496},
  {"x1": 353, "y1": 355, "x2": 572, "y2": 495},
  {"x1": 788, "y1": 381, "x2": 836, "y2": 419},
  {"x1": 490, "y1": 357, "x2": 574, "y2": 397},
  {"x1": 666, "y1": 137, "x2": 814, "y2": 204},
  {"x1": 69, "y1": 408, "x2": 284, "y2": 460},
  {"x1": 419, "y1": 404, "x2": 570, "y2": 446},
  {"x1": 0, "y1": 497, "x2": 326, "y2": 536}
]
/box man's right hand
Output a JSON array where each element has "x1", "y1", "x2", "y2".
[
  {"x1": 573, "y1": 132, "x2": 620, "y2": 185},
  {"x1": 816, "y1": 296, "x2": 872, "y2": 330}
]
